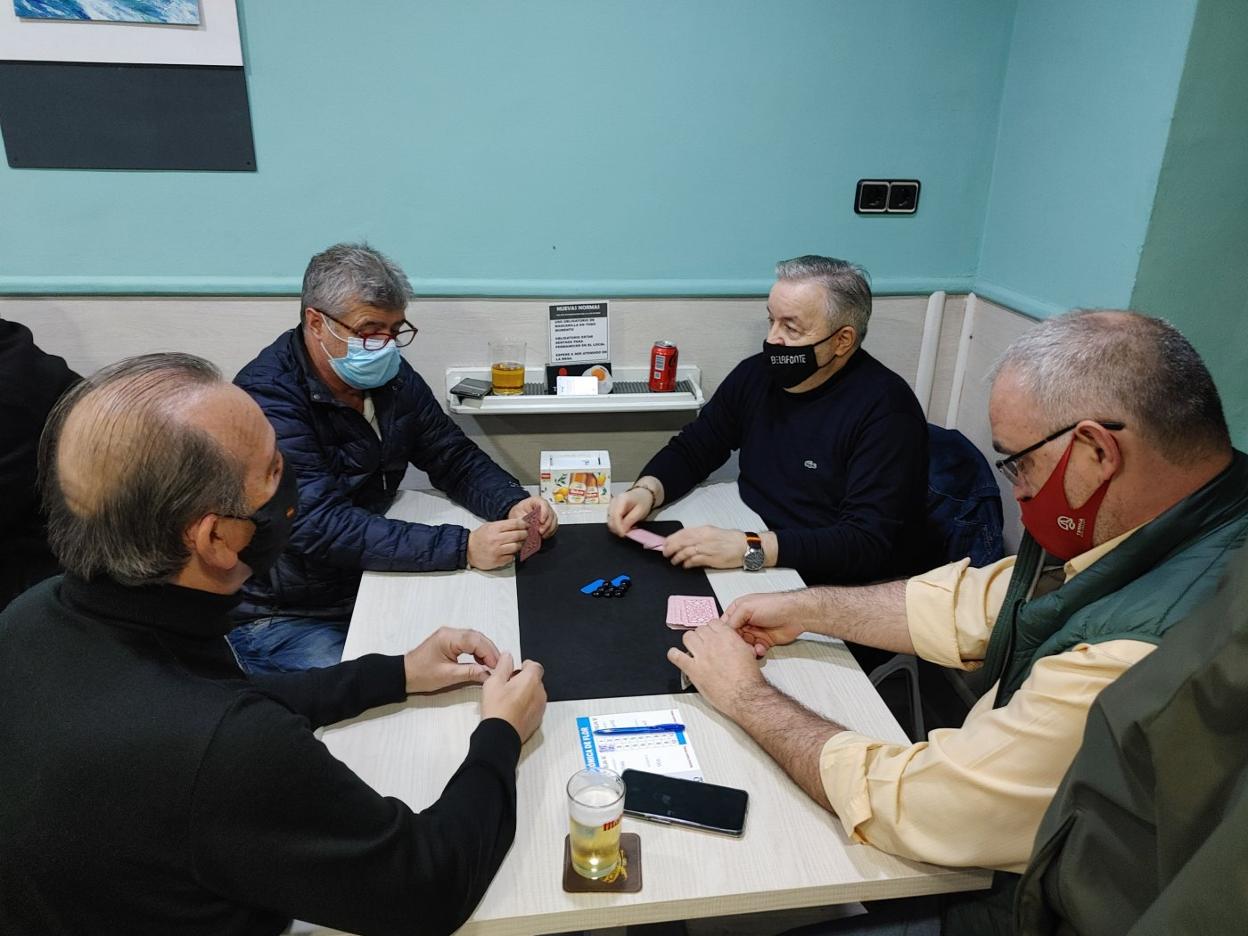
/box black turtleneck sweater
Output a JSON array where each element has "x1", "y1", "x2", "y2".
[
  {"x1": 641, "y1": 349, "x2": 929, "y2": 583},
  {"x1": 0, "y1": 575, "x2": 520, "y2": 936}
]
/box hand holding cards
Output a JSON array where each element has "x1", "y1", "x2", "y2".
[
  {"x1": 519, "y1": 506, "x2": 542, "y2": 562},
  {"x1": 666, "y1": 595, "x2": 719, "y2": 630},
  {"x1": 625, "y1": 527, "x2": 667, "y2": 551}
]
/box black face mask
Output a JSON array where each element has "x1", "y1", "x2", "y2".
[
  {"x1": 763, "y1": 331, "x2": 837, "y2": 389},
  {"x1": 233, "y1": 463, "x2": 298, "y2": 579}
]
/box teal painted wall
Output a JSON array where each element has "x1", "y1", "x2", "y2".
[
  {"x1": 974, "y1": 0, "x2": 1198, "y2": 318},
  {"x1": 1131, "y1": 0, "x2": 1248, "y2": 449},
  {"x1": 0, "y1": 0, "x2": 1014, "y2": 296}
]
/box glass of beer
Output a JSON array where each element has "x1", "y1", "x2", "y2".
[
  {"x1": 566, "y1": 767, "x2": 625, "y2": 879},
  {"x1": 489, "y1": 340, "x2": 526, "y2": 396}
]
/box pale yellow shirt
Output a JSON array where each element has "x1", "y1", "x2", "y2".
[{"x1": 820, "y1": 529, "x2": 1154, "y2": 873}]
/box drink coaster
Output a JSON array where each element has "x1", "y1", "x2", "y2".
[{"x1": 561, "y1": 833, "x2": 642, "y2": 893}]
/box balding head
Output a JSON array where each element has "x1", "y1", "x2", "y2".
[
  {"x1": 991, "y1": 310, "x2": 1231, "y2": 467},
  {"x1": 40, "y1": 354, "x2": 256, "y2": 586}
]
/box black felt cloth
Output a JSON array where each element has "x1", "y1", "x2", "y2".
[{"x1": 516, "y1": 521, "x2": 717, "y2": 702}]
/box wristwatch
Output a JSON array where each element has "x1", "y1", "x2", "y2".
[{"x1": 743, "y1": 532, "x2": 765, "y2": 572}]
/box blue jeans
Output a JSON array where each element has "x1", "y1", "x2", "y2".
[{"x1": 227, "y1": 615, "x2": 349, "y2": 674}]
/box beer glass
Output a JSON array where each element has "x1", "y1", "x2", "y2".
[
  {"x1": 566, "y1": 767, "x2": 625, "y2": 879},
  {"x1": 489, "y1": 340, "x2": 526, "y2": 396}
]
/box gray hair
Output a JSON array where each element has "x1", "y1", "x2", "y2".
[
  {"x1": 300, "y1": 243, "x2": 414, "y2": 324},
  {"x1": 992, "y1": 310, "x2": 1230, "y2": 465},
  {"x1": 775, "y1": 255, "x2": 873, "y2": 343},
  {"x1": 39, "y1": 353, "x2": 250, "y2": 586}
]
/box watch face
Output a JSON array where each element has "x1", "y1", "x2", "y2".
[{"x1": 744, "y1": 549, "x2": 765, "y2": 572}]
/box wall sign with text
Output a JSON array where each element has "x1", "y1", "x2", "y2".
[{"x1": 548, "y1": 301, "x2": 610, "y2": 364}]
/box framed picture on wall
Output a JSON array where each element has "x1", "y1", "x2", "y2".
[
  {"x1": 13, "y1": 1, "x2": 202, "y2": 26},
  {"x1": 0, "y1": 0, "x2": 252, "y2": 170},
  {"x1": 0, "y1": 0, "x2": 238, "y2": 64}
]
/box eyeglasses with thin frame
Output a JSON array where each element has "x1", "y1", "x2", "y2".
[
  {"x1": 314, "y1": 308, "x2": 418, "y2": 350},
  {"x1": 994, "y1": 420, "x2": 1125, "y2": 485}
]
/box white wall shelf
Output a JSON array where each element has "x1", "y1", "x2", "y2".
[{"x1": 445, "y1": 365, "x2": 704, "y2": 415}]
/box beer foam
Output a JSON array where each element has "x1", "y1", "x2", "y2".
[{"x1": 569, "y1": 784, "x2": 623, "y2": 827}]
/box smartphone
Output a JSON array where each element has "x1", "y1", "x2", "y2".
[
  {"x1": 622, "y1": 769, "x2": 749, "y2": 836},
  {"x1": 450, "y1": 378, "x2": 493, "y2": 400}
]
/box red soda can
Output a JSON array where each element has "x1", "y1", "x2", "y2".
[{"x1": 649, "y1": 341, "x2": 679, "y2": 392}]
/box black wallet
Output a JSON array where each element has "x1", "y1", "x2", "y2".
[{"x1": 450, "y1": 378, "x2": 493, "y2": 400}]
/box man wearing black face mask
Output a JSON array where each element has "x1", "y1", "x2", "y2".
[
  {"x1": 0, "y1": 354, "x2": 548, "y2": 936},
  {"x1": 609, "y1": 255, "x2": 928, "y2": 586}
]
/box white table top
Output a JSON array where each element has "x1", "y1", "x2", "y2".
[{"x1": 318, "y1": 483, "x2": 990, "y2": 935}]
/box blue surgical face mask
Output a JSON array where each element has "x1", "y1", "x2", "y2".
[{"x1": 319, "y1": 315, "x2": 401, "y2": 390}]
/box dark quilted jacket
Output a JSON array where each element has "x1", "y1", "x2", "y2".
[
  {"x1": 924, "y1": 423, "x2": 1005, "y2": 568},
  {"x1": 233, "y1": 328, "x2": 526, "y2": 622}
]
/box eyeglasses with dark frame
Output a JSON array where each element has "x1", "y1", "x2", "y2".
[
  {"x1": 994, "y1": 420, "x2": 1126, "y2": 484},
  {"x1": 314, "y1": 308, "x2": 418, "y2": 350}
]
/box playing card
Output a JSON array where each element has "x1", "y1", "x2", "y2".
[
  {"x1": 665, "y1": 595, "x2": 719, "y2": 629},
  {"x1": 519, "y1": 506, "x2": 542, "y2": 561},
  {"x1": 625, "y1": 528, "x2": 667, "y2": 551}
]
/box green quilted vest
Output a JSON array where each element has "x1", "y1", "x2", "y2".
[
  {"x1": 942, "y1": 451, "x2": 1248, "y2": 936},
  {"x1": 1015, "y1": 537, "x2": 1248, "y2": 935},
  {"x1": 972, "y1": 450, "x2": 1248, "y2": 709}
]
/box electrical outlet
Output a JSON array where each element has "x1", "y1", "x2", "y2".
[
  {"x1": 887, "y1": 180, "x2": 920, "y2": 213},
  {"x1": 855, "y1": 179, "x2": 921, "y2": 215},
  {"x1": 855, "y1": 180, "x2": 889, "y2": 213}
]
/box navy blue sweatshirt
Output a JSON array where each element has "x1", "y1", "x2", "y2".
[
  {"x1": 641, "y1": 349, "x2": 929, "y2": 584},
  {"x1": 0, "y1": 575, "x2": 520, "y2": 936}
]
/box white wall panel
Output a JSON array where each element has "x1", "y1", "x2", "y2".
[
  {"x1": 4, "y1": 293, "x2": 1035, "y2": 541},
  {"x1": 948, "y1": 296, "x2": 1039, "y2": 551}
]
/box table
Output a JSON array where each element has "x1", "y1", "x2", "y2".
[{"x1": 318, "y1": 483, "x2": 990, "y2": 935}]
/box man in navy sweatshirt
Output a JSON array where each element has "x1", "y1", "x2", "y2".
[{"x1": 609, "y1": 255, "x2": 929, "y2": 585}]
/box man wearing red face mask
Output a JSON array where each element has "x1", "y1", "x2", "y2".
[{"x1": 671, "y1": 310, "x2": 1245, "y2": 934}]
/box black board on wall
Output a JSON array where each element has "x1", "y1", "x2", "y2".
[{"x1": 0, "y1": 61, "x2": 255, "y2": 171}]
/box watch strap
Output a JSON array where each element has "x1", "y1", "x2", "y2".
[{"x1": 743, "y1": 531, "x2": 764, "y2": 571}]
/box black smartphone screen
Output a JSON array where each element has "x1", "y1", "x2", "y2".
[{"x1": 622, "y1": 769, "x2": 748, "y2": 836}]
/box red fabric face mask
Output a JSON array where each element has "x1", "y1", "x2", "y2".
[{"x1": 1018, "y1": 439, "x2": 1111, "y2": 561}]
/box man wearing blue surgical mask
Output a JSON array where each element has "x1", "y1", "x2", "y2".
[
  {"x1": 230, "y1": 243, "x2": 556, "y2": 673},
  {"x1": 609, "y1": 255, "x2": 928, "y2": 587}
]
